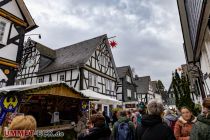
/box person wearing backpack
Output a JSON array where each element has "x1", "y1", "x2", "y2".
[
  {"x1": 136, "y1": 100, "x2": 175, "y2": 140},
  {"x1": 164, "y1": 109, "x2": 178, "y2": 131},
  {"x1": 112, "y1": 111, "x2": 135, "y2": 140},
  {"x1": 190, "y1": 97, "x2": 210, "y2": 140}
]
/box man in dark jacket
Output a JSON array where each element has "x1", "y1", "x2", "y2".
[
  {"x1": 136, "y1": 100, "x2": 175, "y2": 140},
  {"x1": 103, "y1": 111, "x2": 111, "y2": 127},
  {"x1": 190, "y1": 97, "x2": 210, "y2": 140},
  {"x1": 78, "y1": 114, "x2": 111, "y2": 140}
]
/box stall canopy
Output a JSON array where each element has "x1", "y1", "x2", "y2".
[
  {"x1": 0, "y1": 82, "x2": 87, "y2": 99},
  {"x1": 80, "y1": 89, "x2": 121, "y2": 105}
]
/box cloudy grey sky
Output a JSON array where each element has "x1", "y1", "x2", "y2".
[{"x1": 25, "y1": 0, "x2": 185, "y2": 88}]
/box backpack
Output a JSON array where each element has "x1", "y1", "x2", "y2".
[
  {"x1": 116, "y1": 122, "x2": 133, "y2": 140},
  {"x1": 169, "y1": 120, "x2": 176, "y2": 131}
]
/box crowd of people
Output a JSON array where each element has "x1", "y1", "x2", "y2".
[
  {"x1": 77, "y1": 97, "x2": 210, "y2": 140},
  {"x1": 2, "y1": 97, "x2": 210, "y2": 140}
]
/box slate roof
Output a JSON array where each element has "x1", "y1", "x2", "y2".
[
  {"x1": 150, "y1": 81, "x2": 158, "y2": 93},
  {"x1": 135, "y1": 76, "x2": 151, "y2": 93},
  {"x1": 116, "y1": 66, "x2": 130, "y2": 78},
  {"x1": 37, "y1": 34, "x2": 107, "y2": 74},
  {"x1": 35, "y1": 42, "x2": 56, "y2": 59}
]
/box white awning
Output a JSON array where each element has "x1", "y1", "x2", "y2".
[
  {"x1": 0, "y1": 81, "x2": 63, "y2": 92},
  {"x1": 80, "y1": 89, "x2": 121, "y2": 105}
]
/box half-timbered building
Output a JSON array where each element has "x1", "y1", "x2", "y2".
[
  {"x1": 0, "y1": 0, "x2": 37, "y2": 87},
  {"x1": 134, "y1": 75, "x2": 155, "y2": 104},
  {"x1": 16, "y1": 34, "x2": 119, "y2": 114},
  {"x1": 116, "y1": 66, "x2": 137, "y2": 109}
]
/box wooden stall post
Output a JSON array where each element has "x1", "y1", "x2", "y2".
[{"x1": 88, "y1": 101, "x2": 91, "y2": 119}]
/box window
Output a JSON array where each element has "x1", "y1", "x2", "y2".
[
  {"x1": 126, "y1": 75, "x2": 131, "y2": 83},
  {"x1": 15, "y1": 79, "x2": 20, "y2": 85},
  {"x1": 93, "y1": 75, "x2": 98, "y2": 86},
  {"x1": 100, "y1": 55, "x2": 105, "y2": 66},
  {"x1": 134, "y1": 92, "x2": 137, "y2": 99},
  {"x1": 109, "y1": 81, "x2": 112, "y2": 91},
  {"x1": 105, "y1": 79, "x2": 111, "y2": 94},
  {"x1": 89, "y1": 73, "x2": 98, "y2": 87},
  {"x1": 89, "y1": 73, "x2": 92, "y2": 86},
  {"x1": 60, "y1": 75, "x2": 65, "y2": 81},
  {"x1": 105, "y1": 79, "x2": 108, "y2": 89},
  {"x1": 117, "y1": 94, "x2": 122, "y2": 101},
  {"x1": 127, "y1": 89, "x2": 131, "y2": 97},
  {"x1": 0, "y1": 21, "x2": 6, "y2": 42},
  {"x1": 38, "y1": 77, "x2": 43, "y2": 83},
  {"x1": 21, "y1": 79, "x2": 26, "y2": 85},
  {"x1": 0, "y1": 17, "x2": 10, "y2": 45}
]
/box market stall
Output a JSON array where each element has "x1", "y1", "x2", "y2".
[
  {"x1": 0, "y1": 82, "x2": 89, "y2": 135},
  {"x1": 80, "y1": 89, "x2": 121, "y2": 116}
]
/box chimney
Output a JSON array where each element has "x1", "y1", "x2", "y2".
[{"x1": 135, "y1": 75, "x2": 138, "y2": 80}]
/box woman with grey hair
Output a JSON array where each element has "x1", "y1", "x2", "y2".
[{"x1": 136, "y1": 100, "x2": 175, "y2": 140}]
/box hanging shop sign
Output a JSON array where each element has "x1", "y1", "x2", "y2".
[{"x1": 125, "y1": 104, "x2": 136, "y2": 108}]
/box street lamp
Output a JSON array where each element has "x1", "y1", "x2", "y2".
[{"x1": 25, "y1": 34, "x2": 41, "y2": 39}]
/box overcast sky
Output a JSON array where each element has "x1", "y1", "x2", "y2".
[{"x1": 25, "y1": 0, "x2": 185, "y2": 89}]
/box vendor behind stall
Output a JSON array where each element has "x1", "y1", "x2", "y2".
[{"x1": 74, "y1": 112, "x2": 87, "y2": 138}]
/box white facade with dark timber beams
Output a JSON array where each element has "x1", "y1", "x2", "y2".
[
  {"x1": 0, "y1": 0, "x2": 37, "y2": 87},
  {"x1": 16, "y1": 35, "x2": 119, "y2": 112},
  {"x1": 177, "y1": 0, "x2": 210, "y2": 98},
  {"x1": 116, "y1": 66, "x2": 138, "y2": 109}
]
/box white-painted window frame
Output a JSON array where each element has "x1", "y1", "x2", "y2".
[
  {"x1": 0, "y1": 17, "x2": 10, "y2": 45},
  {"x1": 60, "y1": 74, "x2": 65, "y2": 81},
  {"x1": 127, "y1": 89, "x2": 131, "y2": 97}
]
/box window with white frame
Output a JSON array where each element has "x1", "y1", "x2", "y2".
[
  {"x1": 93, "y1": 75, "x2": 98, "y2": 86},
  {"x1": 100, "y1": 55, "x2": 105, "y2": 66},
  {"x1": 60, "y1": 75, "x2": 65, "y2": 81},
  {"x1": 127, "y1": 89, "x2": 131, "y2": 97},
  {"x1": 15, "y1": 79, "x2": 20, "y2": 85},
  {"x1": 109, "y1": 80, "x2": 112, "y2": 91},
  {"x1": 126, "y1": 75, "x2": 131, "y2": 83},
  {"x1": 89, "y1": 73, "x2": 92, "y2": 86},
  {"x1": 21, "y1": 79, "x2": 26, "y2": 85},
  {"x1": 0, "y1": 17, "x2": 10, "y2": 45},
  {"x1": 105, "y1": 79, "x2": 108, "y2": 89},
  {"x1": 117, "y1": 94, "x2": 122, "y2": 100},
  {"x1": 89, "y1": 73, "x2": 98, "y2": 87},
  {"x1": 38, "y1": 77, "x2": 43, "y2": 83},
  {"x1": 0, "y1": 21, "x2": 6, "y2": 42},
  {"x1": 134, "y1": 92, "x2": 137, "y2": 99},
  {"x1": 105, "y1": 79, "x2": 111, "y2": 94}
]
